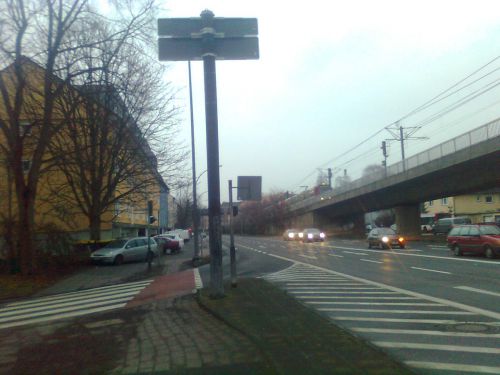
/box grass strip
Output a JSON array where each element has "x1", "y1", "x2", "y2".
[{"x1": 199, "y1": 278, "x2": 415, "y2": 375}]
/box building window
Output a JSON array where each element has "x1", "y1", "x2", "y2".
[
  {"x1": 485, "y1": 195, "x2": 493, "y2": 204},
  {"x1": 476, "y1": 195, "x2": 481, "y2": 203},
  {"x1": 441, "y1": 197, "x2": 448, "y2": 205},
  {"x1": 20, "y1": 121, "x2": 32, "y2": 136},
  {"x1": 428, "y1": 200, "x2": 434, "y2": 206},
  {"x1": 22, "y1": 160, "x2": 31, "y2": 173}
]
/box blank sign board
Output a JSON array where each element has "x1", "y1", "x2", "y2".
[{"x1": 237, "y1": 176, "x2": 262, "y2": 201}]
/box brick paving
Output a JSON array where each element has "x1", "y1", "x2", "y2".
[{"x1": 0, "y1": 241, "x2": 268, "y2": 374}]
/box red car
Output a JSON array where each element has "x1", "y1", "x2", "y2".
[
  {"x1": 154, "y1": 236, "x2": 181, "y2": 254},
  {"x1": 447, "y1": 224, "x2": 500, "y2": 259}
]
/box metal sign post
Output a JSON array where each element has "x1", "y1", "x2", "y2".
[
  {"x1": 158, "y1": 10, "x2": 259, "y2": 298},
  {"x1": 228, "y1": 180, "x2": 236, "y2": 287}
]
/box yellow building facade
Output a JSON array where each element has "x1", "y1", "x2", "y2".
[
  {"x1": 425, "y1": 190, "x2": 500, "y2": 224},
  {"x1": 0, "y1": 59, "x2": 168, "y2": 242}
]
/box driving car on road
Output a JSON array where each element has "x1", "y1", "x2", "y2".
[
  {"x1": 447, "y1": 224, "x2": 500, "y2": 258},
  {"x1": 300, "y1": 228, "x2": 326, "y2": 242},
  {"x1": 367, "y1": 227, "x2": 405, "y2": 249},
  {"x1": 283, "y1": 229, "x2": 301, "y2": 241},
  {"x1": 90, "y1": 237, "x2": 158, "y2": 265}
]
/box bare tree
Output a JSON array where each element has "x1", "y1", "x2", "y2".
[
  {"x1": 0, "y1": 0, "x2": 183, "y2": 273},
  {"x1": 46, "y1": 16, "x2": 187, "y2": 241}
]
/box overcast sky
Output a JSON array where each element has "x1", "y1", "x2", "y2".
[{"x1": 158, "y1": 0, "x2": 500, "y2": 204}]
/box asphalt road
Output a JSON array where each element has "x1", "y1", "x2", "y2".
[{"x1": 222, "y1": 235, "x2": 500, "y2": 375}]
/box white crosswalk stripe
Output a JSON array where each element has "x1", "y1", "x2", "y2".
[
  {"x1": 0, "y1": 279, "x2": 152, "y2": 330},
  {"x1": 262, "y1": 263, "x2": 500, "y2": 374}
]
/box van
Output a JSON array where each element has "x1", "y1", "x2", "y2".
[{"x1": 433, "y1": 216, "x2": 471, "y2": 235}]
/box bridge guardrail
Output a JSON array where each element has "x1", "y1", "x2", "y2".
[{"x1": 289, "y1": 118, "x2": 500, "y2": 211}]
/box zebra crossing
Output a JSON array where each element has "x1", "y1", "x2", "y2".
[
  {"x1": 0, "y1": 279, "x2": 153, "y2": 330},
  {"x1": 262, "y1": 263, "x2": 500, "y2": 374}
]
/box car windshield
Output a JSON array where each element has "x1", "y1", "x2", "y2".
[
  {"x1": 479, "y1": 225, "x2": 500, "y2": 235},
  {"x1": 102, "y1": 239, "x2": 127, "y2": 249},
  {"x1": 379, "y1": 228, "x2": 396, "y2": 235},
  {"x1": 305, "y1": 229, "x2": 320, "y2": 234}
]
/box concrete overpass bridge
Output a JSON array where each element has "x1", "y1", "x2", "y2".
[{"x1": 284, "y1": 118, "x2": 500, "y2": 236}]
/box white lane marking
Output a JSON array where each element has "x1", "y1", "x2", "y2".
[
  {"x1": 298, "y1": 296, "x2": 419, "y2": 300},
  {"x1": 259, "y1": 245, "x2": 266, "y2": 249},
  {"x1": 3, "y1": 280, "x2": 152, "y2": 308},
  {"x1": 285, "y1": 283, "x2": 365, "y2": 286},
  {"x1": 194, "y1": 268, "x2": 203, "y2": 289},
  {"x1": 0, "y1": 303, "x2": 127, "y2": 330},
  {"x1": 314, "y1": 302, "x2": 443, "y2": 306},
  {"x1": 286, "y1": 282, "x2": 370, "y2": 293},
  {"x1": 236, "y1": 244, "x2": 500, "y2": 320},
  {"x1": 0, "y1": 286, "x2": 146, "y2": 313},
  {"x1": 317, "y1": 244, "x2": 497, "y2": 265},
  {"x1": 287, "y1": 287, "x2": 382, "y2": 290},
  {"x1": 0, "y1": 296, "x2": 133, "y2": 323},
  {"x1": 288, "y1": 286, "x2": 381, "y2": 294},
  {"x1": 343, "y1": 251, "x2": 368, "y2": 256},
  {"x1": 328, "y1": 253, "x2": 344, "y2": 258},
  {"x1": 291, "y1": 288, "x2": 397, "y2": 294},
  {"x1": 332, "y1": 317, "x2": 464, "y2": 323},
  {"x1": 353, "y1": 327, "x2": 500, "y2": 338},
  {"x1": 299, "y1": 254, "x2": 317, "y2": 259},
  {"x1": 411, "y1": 266, "x2": 451, "y2": 275},
  {"x1": 315, "y1": 308, "x2": 473, "y2": 315},
  {"x1": 375, "y1": 341, "x2": 500, "y2": 354},
  {"x1": 406, "y1": 361, "x2": 500, "y2": 374},
  {"x1": 0, "y1": 291, "x2": 141, "y2": 318},
  {"x1": 360, "y1": 259, "x2": 384, "y2": 264},
  {"x1": 455, "y1": 286, "x2": 500, "y2": 298},
  {"x1": 290, "y1": 291, "x2": 397, "y2": 295}
]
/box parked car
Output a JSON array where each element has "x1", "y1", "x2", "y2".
[
  {"x1": 154, "y1": 235, "x2": 181, "y2": 254},
  {"x1": 367, "y1": 227, "x2": 405, "y2": 249},
  {"x1": 300, "y1": 228, "x2": 326, "y2": 242},
  {"x1": 447, "y1": 224, "x2": 500, "y2": 258},
  {"x1": 90, "y1": 237, "x2": 158, "y2": 265},
  {"x1": 169, "y1": 229, "x2": 190, "y2": 243},
  {"x1": 433, "y1": 216, "x2": 471, "y2": 235},
  {"x1": 161, "y1": 233, "x2": 184, "y2": 249},
  {"x1": 283, "y1": 229, "x2": 301, "y2": 241}
]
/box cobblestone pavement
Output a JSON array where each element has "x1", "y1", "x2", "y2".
[
  {"x1": 1, "y1": 242, "x2": 266, "y2": 374},
  {"x1": 0, "y1": 294, "x2": 264, "y2": 374}
]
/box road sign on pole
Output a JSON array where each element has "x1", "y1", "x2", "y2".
[{"x1": 158, "y1": 10, "x2": 259, "y2": 298}]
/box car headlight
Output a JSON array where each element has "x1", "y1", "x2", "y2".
[
  {"x1": 288, "y1": 233, "x2": 294, "y2": 238},
  {"x1": 382, "y1": 236, "x2": 389, "y2": 243},
  {"x1": 320, "y1": 233, "x2": 325, "y2": 238},
  {"x1": 298, "y1": 233, "x2": 304, "y2": 238},
  {"x1": 398, "y1": 237, "x2": 404, "y2": 242},
  {"x1": 308, "y1": 233, "x2": 313, "y2": 239}
]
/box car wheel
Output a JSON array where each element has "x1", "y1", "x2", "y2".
[
  {"x1": 484, "y1": 245, "x2": 495, "y2": 259},
  {"x1": 114, "y1": 254, "x2": 124, "y2": 265},
  {"x1": 453, "y1": 244, "x2": 462, "y2": 256}
]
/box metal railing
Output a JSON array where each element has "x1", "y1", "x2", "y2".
[{"x1": 289, "y1": 117, "x2": 500, "y2": 211}]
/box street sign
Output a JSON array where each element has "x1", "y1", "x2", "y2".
[
  {"x1": 237, "y1": 176, "x2": 262, "y2": 201},
  {"x1": 159, "y1": 37, "x2": 259, "y2": 61},
  {"x1": 158, "y1": 17, "x2": 258, "y2": 38},
  {"x1": 157, "y1": 15, "x2": 259, "y2": 61}
]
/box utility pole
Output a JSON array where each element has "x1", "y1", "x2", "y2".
[
  {"x1": 188, "y1": 61, "x2": 200, "y2": 264},
  {"x1": 386, "y1": 122, "x2": 427, "y2": 171},
  {"x1": 228, "y1": 180, "x2": 237, "y2": 287},
  {"x1": 381, "y1": 141, "x2": 388, "y2": 177},
  {"x1": 327, "y1": 168, "x2": 332, "y2": 188}
]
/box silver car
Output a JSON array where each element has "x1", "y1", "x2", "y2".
[{"x1": 90, "y1": 237, "x2": 158, "y2": 265}]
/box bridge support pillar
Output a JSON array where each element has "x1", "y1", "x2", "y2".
[{"x1": 394, "y1": 204, "x2": 420, "y2": 238}]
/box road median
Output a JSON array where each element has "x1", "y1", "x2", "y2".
[{"x1": 198, "y1": 278, "x2": 415, "y2": 375}]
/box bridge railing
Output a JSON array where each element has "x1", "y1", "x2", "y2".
[{"x1": 289, "y1": 118, "x2": 500, "y2": 211}]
